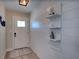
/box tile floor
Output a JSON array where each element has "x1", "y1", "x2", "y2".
[{"x1": 6, "y1": 47, "x2": 39, "y2": 59}]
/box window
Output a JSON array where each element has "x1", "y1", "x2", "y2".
[{"x1": 17, "y1": 21, "x2": 25, "y2": 27}]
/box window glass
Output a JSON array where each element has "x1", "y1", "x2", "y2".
[{"x1": 17, "y1": 21, "x2": 25, "y2": 27}]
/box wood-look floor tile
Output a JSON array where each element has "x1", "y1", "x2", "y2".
[
  {"x1": 27, "y1": 53, "x2": 39, "y2": 59},
  {"x1": 7, "y1": 50, "x2": 19, "y2": 58},
  {"x1": 23, "y1": 48, "x2": 32, "y2": 55},
  {"x1": 18, "y1": 49, "x2": 24, "y2": 56},
  {"x1": 6, "y1": 48, "x2": 39, "y2": 59},
  {"x1": 13, "y1": 57, "x2": 22, "y2": 59},
  {"x1": 22, "y1": 55, "x2": 29, "y2": 59}
]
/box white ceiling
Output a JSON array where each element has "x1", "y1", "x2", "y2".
[
  {"x1": 1, "y1": 0, "x2": 59, "y2": 13},
  {"x1": 2, "y1": 0, "x2": 43, "y2": 13}
]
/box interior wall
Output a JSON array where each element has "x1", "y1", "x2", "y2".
[
  {"x1": 30, "y1": 1, "x2": 79, "y2": 59},
  {"x1": 5, "y1": 9, "x2": 30, "y2": 50},
  {"x1": 62, "y1": 1, "x2": 79, "y2": 59},
  {"x1": 30, "y1": 1, "x2": 62, "y2": 59},
  {"x1": 0, "y1": 2, "x2": 6, "y2": 59}
]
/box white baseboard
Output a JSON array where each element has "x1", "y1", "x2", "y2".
[
  {"x1": 6, "y1": 46, "x2": 30, "y2": 52},
  {"x1": 1, "y1": 51, "x2": 7, "y2": 59},
  {"x1": 4, "y1": 51, "x2": 7, "y2": 59}
]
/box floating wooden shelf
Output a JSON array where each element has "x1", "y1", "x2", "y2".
[
  {"x1": 46, "y1": 14, "x2": 61, "y2": 19},
  {"x1": 49, "y1": 27, "x2": 61, "y2": 29}
]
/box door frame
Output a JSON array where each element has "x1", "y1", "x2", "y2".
[{"x1": 12, "y1": 16, "x2": 29, "y2": 50}]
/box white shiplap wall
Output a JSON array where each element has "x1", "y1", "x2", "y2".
[
  {"x1": 30, "y1": 1, "x2": 79, "y2": 59},
  {"x1": 62, "y1": 1, "x2": 79, "y2": 59},
  {"x1": 30, "y1": 1, "x2": 62, "y2": 59}
]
